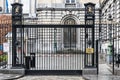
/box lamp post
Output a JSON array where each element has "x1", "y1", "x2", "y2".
[
  {"x1": 108, "y1": 14, "x2": 113, "y2": 44},
  {"x1": 107, "y1": 14, "x2": 113, "y2": 64}
]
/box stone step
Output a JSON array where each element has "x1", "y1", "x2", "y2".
[{"x1": 0, "y1": 68, "x2": 25, "y2": 75}]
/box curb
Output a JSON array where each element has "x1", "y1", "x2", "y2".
[
  {"x1": 0, "y1": 61, "x2": 7, "y2": 66},
  {"x1": 3, "y1": 74, "x2": 24, "y2": 80},
  {"x1": 0, "y1": 68, "x2": 25, "y2": 80}
]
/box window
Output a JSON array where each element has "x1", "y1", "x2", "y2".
[
  {"x1": 66, "y1": 0, "x2": 70, "y2": 3},
  {"x1": 71, "y1": 0, "x2": 75, "y2": 3},
  {"x1": 63, "y1": 18, "x2": 76, "y2": 48},
  {"x1": 66, "y1": 0, "x2": 75, "y2": 3}
]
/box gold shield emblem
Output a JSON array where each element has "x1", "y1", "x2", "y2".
[
  {"x1": 88, "y1": 7, "x2": 92, "y2": 13},
  {"x1": 15, "y1": 6, "x2": 19, "y2": 13}
]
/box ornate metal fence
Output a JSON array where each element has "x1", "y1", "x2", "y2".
[{"x1": 0, "y1": 15, "x2": 12, "y2": 68}]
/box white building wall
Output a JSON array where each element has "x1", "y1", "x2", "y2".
[
  {"x1": 0, "y1": 0, "x2": 100, "y2": 14},
  {"x1": 0, "y1": 0, "x2": 14, "y2": 13},
  {"x1": 21, "y1": 0, "x2": 30, "y2": 14},
  {"x1": 101, "y1": 0, "x2": 120, "y2": 54},
  {"x1": 0, "y1": 0, "x2": 4, "y2": 13}
]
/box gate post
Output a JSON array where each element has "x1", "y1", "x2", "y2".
[
  {"x1": 11, "y1": 3, "x2": 23, "y2": 67},
  {"x1": 84, "y1": 3, "x2": 95, "y2": 67},
  {"x1": 83, "y1": 2, "x2": 98, "y2": 75}
]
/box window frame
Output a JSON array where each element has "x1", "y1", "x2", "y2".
[
  {"x1": 63, "y1": 18, "x2": 77, "y2": 48},
  {"x1": 66, "y1": 0, "x2": 76, "y2": 4}
]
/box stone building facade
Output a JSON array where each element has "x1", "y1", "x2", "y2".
[
  {"x1": 22, "y1": 0, "x2": 100, "y2": 53},
  {"x1": 100, "y1": 0, "x2": 120, "y2": 54},
  {"x1": 0, "y1": 0, "x2": 100, "y2": 53}
]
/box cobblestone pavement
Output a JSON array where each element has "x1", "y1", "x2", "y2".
[{"x1": 18, "y1": 76, "x2": 85, "y2": 80}]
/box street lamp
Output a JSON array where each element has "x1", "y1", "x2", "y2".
[{"x1": 108, "y1": 14, "x2": 113, "y2": 44}]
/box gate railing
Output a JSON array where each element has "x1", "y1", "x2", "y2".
[
  {"x1": 15, "y1": 25, "x2": 87, "y2": 70},
  {"x1": 10, "y1": 3, "x2": 99, "y2": 71},
  {"x1": 0, "y1": 15, "x2": 12, "y2": 69}
]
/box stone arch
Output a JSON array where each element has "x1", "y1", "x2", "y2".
[{"x1": 60, "y1": 14, "x2": 80, "y2": 24}]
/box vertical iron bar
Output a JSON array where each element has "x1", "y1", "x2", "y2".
[
  {"x1": 92, "y1": 27, "x2": 95, "y2": 67},
  {"x1": 12, "y1": 25, "x2": 16, "y2": 66},
  {"x1": 118, "y1": 25, "x2": 119, "y2": 68},
  {"x1": 20, "y1": 27, "x2": 22, "y2": 66},
  {"x1": 49, "y1": 28, "x2": 50, "y2": 70},
  {"x1": 113, "y1": 25, "x2": 114, "y2": 75},
  {"x1": 85, "y1": 26, "x2": 86, "y2": 67},
  {"x1": 96, "y1": 40, "x2": 99, "y2": 74}
]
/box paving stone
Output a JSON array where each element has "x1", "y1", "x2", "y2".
[
  {"x1": 1, "y1": 64, "x2": 120, "y2": 80},
  {"x1": 83, "y1": 64, "x2": 120, "y2": 80},
  {"x1": 18, "y1": 76, "x2": 85, "y2": 80},
  {"x1": 83, "y1": 75, "x2": 120, "y2": 80}
]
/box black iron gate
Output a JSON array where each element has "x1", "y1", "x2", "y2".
[
  {"x1": 15, "y1": 25, "x2": 97, "y2": 74},
  {"x1": 11, "y1": 3, "x2": 99, "y2": 75}
]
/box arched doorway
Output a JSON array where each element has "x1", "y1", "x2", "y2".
[{"x1": 63, "y1": 18, "x2": 77, "y2": 48}]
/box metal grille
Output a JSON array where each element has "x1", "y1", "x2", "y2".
[
  {"x1": 11, "y1": 3, "x2": 99, "y2": 75},
  {"x1": 0, "y1": 15, "x2": 12, "y2": 69},
  {"x1": 15, "y1": 25, "x2": 88, "y2": 70}
]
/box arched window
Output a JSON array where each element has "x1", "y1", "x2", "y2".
[
  {"x1": 64, "y1": 18, "x2": 76, "y2": 24},
  {"x1": 63, "y1": 18, "x2": 76, "y2": 48}
]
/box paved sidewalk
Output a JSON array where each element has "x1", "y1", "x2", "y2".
[
  {"x1": 0, "y1": 73, "x2": 23, "y2": 80},
  {"x1": 18, "y1": 76, "x2": 85, "y2": 80},
  {"x1": 18, "y1": 64, "x2": 120, "y2": 80},
  {"x1": 1, "y1": 64, "x2": 120, "y2": 80},
  {"x1": 83, "y1": 64, "x2": 120, "y2": 80},
  {"x1": 83, "y1": 75, "x2": 120, "y2": 80}
]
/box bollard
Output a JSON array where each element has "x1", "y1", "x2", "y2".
[
  {"x1": 30, "y1": 53, "x2": 35, "y2": 68},
  {"x1": 25, "y1": 56, "x2": 31, "y2": 69}
]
